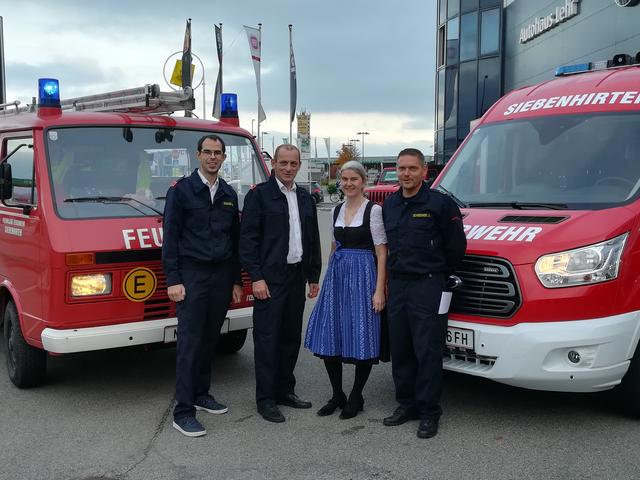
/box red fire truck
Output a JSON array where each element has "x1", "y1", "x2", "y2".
[
  {"x1": 434, "y1": 52, "x2": 640, "y2": 415},
  {"x1": 365, "y1": 165, "x2": 439, "y2": 204},
  {"x1": 0, "y1": 80, "x2": 268, "y2": 387}
]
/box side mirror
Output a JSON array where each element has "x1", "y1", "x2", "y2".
[{"x1": 0, "y1": 163, "x2": 13, "y2": 200}]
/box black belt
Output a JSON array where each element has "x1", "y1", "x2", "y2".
[{"x1": 287, "y1": 262, "x2": 303, "y2": 270}]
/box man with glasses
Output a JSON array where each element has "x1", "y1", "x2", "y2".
[{"x1": 162, "y1": 134, "x2": 243, "y2": 437}]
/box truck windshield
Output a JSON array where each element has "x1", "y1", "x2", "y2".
[
  {"x1": 46, "y1": 127, "x2": 266, "y2": 219},
  {"x1": 438, "y1": 112, "x2": 640, "y2": 210},
  {"x1": 378, "y1": 170, "x2": 398, "y2": 184}
]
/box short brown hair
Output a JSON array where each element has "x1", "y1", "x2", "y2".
[
  {"x1": 397, "y1": 148, "x2": 425, "y2": 165},
  {"x1": 273, "y1": 144, "x2": 301, "y2": 161}
]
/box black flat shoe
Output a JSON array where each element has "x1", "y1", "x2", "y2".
[
  {"x1": 277, "y1": 393, "x2": 312, "y2": 409},
  {"x1": 317, "y1": 394, "x2": 347, "y2": 417},
  {"x1": 339, "y1": 394, "x2": 364, "y2": 420},
  {"x1": 258, "y1": 404, "x2": 286, "y2": 423}
]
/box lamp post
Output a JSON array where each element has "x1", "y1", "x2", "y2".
[
  {"x1": 251, "y1": 119, "x2": 255, "y2": 137},
  {"x1": 261, "y1": 131, "x2": 269, "y2": 152},
  {"x1": 349, "y1": 139, "x2": 359, "y2": 160},
  {"x1": 356, "y1": 131, "x2": 369, "y2": 164}
]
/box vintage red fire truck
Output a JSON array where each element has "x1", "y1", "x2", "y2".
[
  {"x1": 435, "y1": 53, "x2": 640, "y2": 415},
  {"x1": 0, "y1": 80, "x2": 268, "y2": 387}
]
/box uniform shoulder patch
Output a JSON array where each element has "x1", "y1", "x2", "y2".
[{"x1": 169, "y1": 175, "x2": 186, "y2": 188}]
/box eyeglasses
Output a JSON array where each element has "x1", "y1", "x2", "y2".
[{"x1": 200, "y1": 149, "x2": 224, "y2": 157}]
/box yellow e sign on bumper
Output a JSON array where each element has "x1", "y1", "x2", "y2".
[{"x1": 123, "y1": 267, "x2": 157, "y2": 302}]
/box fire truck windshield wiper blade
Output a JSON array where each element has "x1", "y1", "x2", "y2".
[
  {"x1": 467, "y1": 201, "x2": 568, "y2": 210},
  {"x1": 63, "y1": 196, "x2": 162, "y2": 215},
  {"x1": 435, "y1": 185, "x2": 468, "y2": 208}
]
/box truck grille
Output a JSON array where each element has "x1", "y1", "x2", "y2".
[
  {"x1": 450, "y1": 255, "x2": 521, "y2": 318},
  {"x1": 366, "y1": 190, "x2": 392, "y2": 205}
]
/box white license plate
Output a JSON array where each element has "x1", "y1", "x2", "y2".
[
  {"x1": 163, "y1": 326, "x2": 178, "y2": 343},
  {"x1": 446, "y1": 326, "x2": 474, "y2": 349}
]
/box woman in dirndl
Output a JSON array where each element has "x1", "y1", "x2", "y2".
[{"x1": 304, "y1": 160, "x2": 387, "y2": 419}]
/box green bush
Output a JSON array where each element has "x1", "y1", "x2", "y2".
[{"x1": 327, "y1": 184, "x2": 337, "y2": 194}]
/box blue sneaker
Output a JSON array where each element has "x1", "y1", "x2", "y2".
[
  {"x1": 194, "y1": 395, "x2": 228, "y2": 414},
  {"x1": 172, "y1": 416, "x2": 207, "y2": 437}
]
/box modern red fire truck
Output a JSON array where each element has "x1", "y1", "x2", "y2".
[
  {"x1": 434, "y1": 52, "x2": 640, "y2": 415},
  {"x1": 0, "y1": 80, "x2": 268, "y2": 387}
]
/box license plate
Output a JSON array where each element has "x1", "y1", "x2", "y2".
[
  {"x1": 446, "y1": 327, "x2": 474, "y2": 349},
  {"x1": 163, "y1": 326, "x2": 178, "y2": 343}
]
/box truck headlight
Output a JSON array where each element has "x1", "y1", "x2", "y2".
[
  {"x1": 535, "y1": 233, "x2": 628, "y2": 288},
  {"x1": 70, "y1": 273, "x2": 112, "y2": 297}
]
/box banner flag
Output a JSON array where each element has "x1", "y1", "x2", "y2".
[
  {"x1": 289, "y1": 26, "x2": 297, "y2": 124},
  {"x1": 244, "y1": 25, "x2": 266, "y2": 123},
  {"x1": 212, "y1": 24, "x2": 223, "y2": 119},
  {"x1": 181, "y1": 19, "x2": 192, "y2": 89}
]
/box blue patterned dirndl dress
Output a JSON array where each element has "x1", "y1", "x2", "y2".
[{"x1": 304, "y1": 201, "x2": 381, "y2": 363}]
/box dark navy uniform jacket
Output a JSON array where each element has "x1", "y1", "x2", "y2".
[
  {"x1": 240, "y1": 173, "x2": 322, "y2": 286},
  {"x1": 383, "y1": 182, "x2": 467, "y2": 276},
  {"x1": 162, "y1": 169, "x2": 242, "y2": 287}
]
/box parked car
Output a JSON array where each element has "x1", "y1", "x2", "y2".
[{"x1": 297, "y1": 181, "x2": 324, "y2": 204}]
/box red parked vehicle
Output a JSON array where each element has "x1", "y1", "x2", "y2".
[
  {"x1": 365, "y1": 165, "x2": 439, "y2": 204},
  {"x1": 434, "y1": 53, "x2": 640, "y2": 415},
  {"x1": 0, "y1": 80, "x2": 269, "y2": 387}
]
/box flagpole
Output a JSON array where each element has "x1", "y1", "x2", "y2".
[
  {"x1": 289, "y1": 24, "x2": 293, "y2": 146},
  {"x1": 257, "y1": 23, "x2": 262, "y2": 151}
]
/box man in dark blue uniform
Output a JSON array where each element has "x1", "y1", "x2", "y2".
[
  {"x1": 382, "y1": 148, "x2": 466, "y2": 439},
  {"x1": 162, "y1": 134, "x2": 243, "y2": 437},
  {"x1": 240, "y1": 144, "x2": 321, "y2": 423}
]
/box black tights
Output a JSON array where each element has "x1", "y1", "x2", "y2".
[{"x1": 323, "y1": 358, "x2": 372, "y2": 400}]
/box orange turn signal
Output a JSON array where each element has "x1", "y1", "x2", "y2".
[{"x1": 66, "y1": 252, "x2": 95, "y2": 266}]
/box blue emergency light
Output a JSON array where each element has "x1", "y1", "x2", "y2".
[
  {"x1": 555, "y1": 63, "x2": 591, "y2": 77},
  {"x1": 221, "y1": 93, "x2": 238, "y2": 118},
  {"x1": 38, "y1": 78, "x2": 61, "y2": 107}
]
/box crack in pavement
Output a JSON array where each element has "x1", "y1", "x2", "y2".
[{"x1": 114, "y1": 397, "x2": 174, "y2": 480}]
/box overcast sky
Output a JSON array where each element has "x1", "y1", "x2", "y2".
[{"x1": 2, "y1": 0, "x2": 436, "y2": 157}]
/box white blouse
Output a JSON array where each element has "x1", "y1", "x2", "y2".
[{"x1": 331, "y1": 200, "x2": 387, "y2": 245}]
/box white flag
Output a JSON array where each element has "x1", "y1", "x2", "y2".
[{"x1": 244, "y1": 25, "x2": 266, "y2": 123}]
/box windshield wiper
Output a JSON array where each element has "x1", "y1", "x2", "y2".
[
  {"x1": 63, "y1": 196, "x2": 163, "y2": 215},
  {"x1": 435, "y1": 185, "x2": 468, "y2": 208},
  {"x1": 467, "y1": 201, "x2": 568, "y2": 210}
]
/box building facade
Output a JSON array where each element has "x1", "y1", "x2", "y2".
[{"x1": 435, "y1": 0, "x2": 640, "y2": 165}]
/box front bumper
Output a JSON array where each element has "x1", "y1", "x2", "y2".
[
  {"x1": 41, "y1": 306, "x2": 253, "y2": 354},
  {"x1": 445, "y1": 310, "x2": 640, "y2": 392}
]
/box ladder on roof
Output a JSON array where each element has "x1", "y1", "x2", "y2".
[{"x1": 0, "y1": 84, "x2": 195, "y2": 117}]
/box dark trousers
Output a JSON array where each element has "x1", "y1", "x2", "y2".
[
  {"x1": 253, "y1": 264, "x2": 306, "y2": 407},
  {"x1": 387, "y1": 273, "x2": 447, "y2": 419},
  {"x1": 174, "y1": 263, "x2": 233, "y2": 420}
]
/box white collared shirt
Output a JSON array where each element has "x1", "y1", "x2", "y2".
[
  {"x1": 275, "y1": 177, "x2": 303, "y2": 264},
  {"x1": 197, "y1": 169, "x2": 219, "y2": 203}
]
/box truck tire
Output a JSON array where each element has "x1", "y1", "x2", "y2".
[
  {"x1": 3, "y1": 302, "x2": 46, "y2": 388},
  {"x1": 614, "y1": 345, "x2": 640, "y2": 417},
  {"x1": 216, "y1": 329, "x2": 247, "y2": 354}
]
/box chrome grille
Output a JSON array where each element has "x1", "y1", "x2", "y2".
[{"x1": 450, "y1": 255, "x2": 521, "y2": 318}]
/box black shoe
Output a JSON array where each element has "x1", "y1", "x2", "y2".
[
  {"x1": 382, "y1": 406, "x2": 419, "y2": 426},
  {"x1": 317, "y1": 393, "x2": 347, "y2": 416},
  {"x1": 417, "y1": 417, "x2": 439, "y2": 439},
  {"x1": 277, "y1": 393, "x2": 312, "y2": 409},
  {"x1": 339, "y1": 393, "x2": 364, "y2": 420},
  {"x1": 258, "y1": 404, "x2": 286, "y2": 423}
]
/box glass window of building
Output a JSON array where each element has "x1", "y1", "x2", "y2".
[
  {"x1": 458, "y1": 61, "x2": 478, "y2": 141},
  {"x1": 479, "y1": 0, "x2": 501, "y2": 8},
  {"x1": 437, "y1": 26, "x2": 446, "y2": 68},
  {"x1": 437, "y1": 69, "x2": 446, "y2": 130},
  {"x1": 477, "y1": 57, "x2": 500, "y2": 116},
  {"x1": 439, "y1": 0, "x2": 447, "y2": 25},
  {"x1": 446, "y1": 17, "x2": 459, "y2": 65},
  {"x1": 480, "y1": 8, "x2": 500, "y2": 56},
  {"x1": 447, "y1": 0, "x2": 459, "y2": 19},
  {"x1": 444, "y1": 66, "x2": 459, "y2": 130},
  {"x1": 459, "y1": 12, "x2": 478, "y2": 62},
  {"x1": 436, "y1": 129, "x2": 445, "y2": 162},
  {"x1": 461, "y1": 0, "x2": 478, "y2": 13}
]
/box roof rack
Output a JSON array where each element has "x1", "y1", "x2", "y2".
[{"x1": 0, "y1": 84, "x2": 195, "y2": 117}]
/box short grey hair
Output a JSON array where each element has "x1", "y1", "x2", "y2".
[{"x1": 340, "y1": 160, "x2": 367, "y2": 183}]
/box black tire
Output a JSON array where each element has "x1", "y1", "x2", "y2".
[
  {"x1": 3, "y1": 301, "x2": 46, "y2": 388},
  {"x1": 614, "y1": 345, "x2": 640, "y2": 417},
  {"x1": 216, "y1": 329, "x2": 247, "y2": 354},
  {"x1": 330, "y1": 192, "x2": 341, "y2": 203}
]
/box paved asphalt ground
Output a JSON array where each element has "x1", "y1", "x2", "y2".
[{"x1": 1, "y1": 207, "x2": 639, "y2": 480}]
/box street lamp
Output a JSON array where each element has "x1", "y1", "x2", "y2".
[
  {"x1": 251, "y1": 119, "x2": 255, "y2": 136},
  {"x1": 356, "y1": 131, "x2": 369, "y2": 163},
  {"x1": 261, "y1": 131, "x2": 269, "y2": 152}
]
